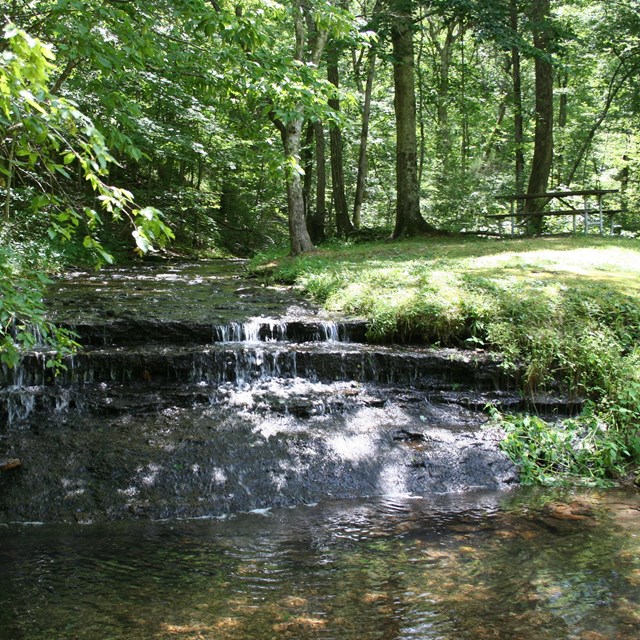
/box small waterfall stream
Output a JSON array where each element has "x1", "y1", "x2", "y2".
[{"x1": 0, "y1": 260, "x2": 533, "y2": 523}]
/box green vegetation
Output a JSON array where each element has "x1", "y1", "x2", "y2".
[
  {"x1": 0, "y1": 245, "x2": 78, "y2": 369},
  {"x1": 251, "y1": 235, "x2": 640, "y2": 484}
]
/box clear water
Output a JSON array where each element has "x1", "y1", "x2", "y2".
[{"x1": 1, "y1": 487, "x2": 638, "y2": 640}]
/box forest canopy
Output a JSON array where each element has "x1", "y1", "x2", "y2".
[
  {"x1": 1, "y1": 0, "x2": 638, "y2": 258},
  {"x1": 1, "y1": 0, "x2": 640, "y2": 356}
]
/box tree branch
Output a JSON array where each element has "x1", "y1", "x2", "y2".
[{"x1": 565, "y1": 59, "x2": 637, "y2": 186}]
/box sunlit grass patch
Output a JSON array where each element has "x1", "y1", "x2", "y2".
[{"x1": 466, "y1": 245, "x2": 640, "y2": 288}]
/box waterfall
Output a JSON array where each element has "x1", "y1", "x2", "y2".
[{"x1": 0, "y1": 261, "x2": 552, "y2": 524}]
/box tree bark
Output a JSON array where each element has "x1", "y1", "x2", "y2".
[
  {"x1": 555, "y1": 68, "x2": 568, "y2": 183},
  {"x1": 460, "y1": 29, "x2": 468, "y2": 176},
  {"x1": 302, "y1": 122, "x2": 315, "y2": 219},
  {"x1": 270, "y1": 0, "x2": 328, "y2": 255},
  {"x1": 483, "y1": 57, "x2": 511, "y2": 160},
  {"x1": 327, "y1": 49, "x2": 354, "y2": 237},
  {"x1": 309, "y1": 122, "x2": 327, "y2": 243},
  {"x1": 524, "y1": 0, "x2": 554, "y2": 234},
  {"x1": 390, "y1": 0, "x2": 434, "y2": 238},
  {"x1": 428, "y1": 19, "x2": 461, "y2": 165},
  {"x1": 353, "y1": 47, "x2": 377, "y2": 229},
  {"x1": 510, "y1": 0, "x2": 525, "y2": 197},
  {"x1": 279, "y1": 117, "x2": 315, "y2": 255},
  {"x1": 4, "y1": 138, "x2": 15, "y2": 219}
]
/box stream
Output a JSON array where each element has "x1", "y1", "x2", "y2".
[{"x1": 0, "y1": 260, "x2": 638, "y2": 639}]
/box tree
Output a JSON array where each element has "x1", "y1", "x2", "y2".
[
  {"x1": 4, "y1": 0, "x2": 640, "y2": 261},
  {"x1": 0, "y1": 23, "x2": 172, "y2": 259},
  {"x1": 327, "y1": 45, "x2": 355, "y2": 236},
  {"x1": 388, "y1": 0, "x2": 435, "y2": 238},
  {"x1": 524, "y1": 0, "x2": 554, "y2": 232},
  {"x1": 510, "y1": 0, "x2": 525, "y2": 196},
  {"x1": 269, "y1": 1, "x2": 328, "y2": 254},
  {"x1": 310, "y1": 122, "x2": 328, "y2": 242},
  {"x1": 353, "y1": 43, "x2": 377, "y2": 229},
  {"x1": 0, "y1": 23, "x2": 173, "y2": 366}
]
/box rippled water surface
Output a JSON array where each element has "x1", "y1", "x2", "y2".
[{"x1": 1, "y1": 488, "x2": 639, "y2": 640}]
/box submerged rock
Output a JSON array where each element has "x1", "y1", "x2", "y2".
[{"x1": 0, "y1": 459, "x2": 21, "y2": 472}]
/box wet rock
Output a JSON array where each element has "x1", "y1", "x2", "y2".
[
  {"x1": 0, "y1": 261, "x2": 526, "y2": 523},
  {"x1": 0, "y1": 381, "x2": 518, "y2": 523},
  {"x1": 393, "y1": 430, "x2": 426, "y2": 443},
  {"x1": 573, "y1": 632, "x2": 610, "y2": 640},
  {"x1": 0, "y1": 459, "x2": 21, "y2": 472}
]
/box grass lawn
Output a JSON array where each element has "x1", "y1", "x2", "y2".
[{"x1": 253, "y1": 235, "x2": 640, "y2": 353}]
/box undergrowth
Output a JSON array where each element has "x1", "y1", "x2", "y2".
[
  {"x1": 251, "y1": 236, "x2": 640, "y2": 484},
  {"x1": 0, "y1": 241, "x2": 79, "y2": 370}
]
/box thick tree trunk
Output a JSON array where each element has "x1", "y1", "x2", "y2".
[
  {"x1": 308, "y1": 122, "x2": 327, "y2": 243},
  {"x1": 524, "y1": 0, "x2": 554, "y2": 234},
  {"x1": 390, "y1": 0, "x2": 434, "y2": 238},
  {"x1": 281, "y1": 118, "x2": 315, "y2": 255},
  {"x1": 416, "y1": 23, "x2": 426, "y2": 187},
  {"x1": 328, "y1": 51, "x2": 354, "y2": 237},
  {"x1": 353, "y1": 48, "x2": 377, "y2": 230}
]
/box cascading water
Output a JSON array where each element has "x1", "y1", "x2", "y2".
[{"x1": 0, "y1": 260, "x2": 536, "y2": 524}]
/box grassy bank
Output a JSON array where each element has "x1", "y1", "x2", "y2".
[{"x1": 251, "y1": 236, "x2": 640, "y2": 485}]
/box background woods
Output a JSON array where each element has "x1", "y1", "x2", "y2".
[{"x1": 2, "y1": 0, "x2": 639, "y2": 259}]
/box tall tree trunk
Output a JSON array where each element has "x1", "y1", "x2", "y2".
[
  {"x1": 328, "y1": 49, "x2": 354, "y2": 237},
  {"x1": 483, "y1": 57, "x2": 511, "y2": 160},
  {"x1": 4, "y1": 138, "x2": 15, "y2": 219},
  {"x1": 510, "y1": 0, "x2": 525, "y2": 197},
  {"x1": 302, "y1": 123, "x2": 315, "y2": 219},
  {"x1": 416, "y1": 20, "x2": 426, "y2": 187},
  {"x1": 428, "y1": 19, "x2": 461, "y2": 166},
  {"x1": 353, "y1": 47, "x2": 377, "y2": 229},
  {"x1": 309, "y1": 122, "x2": 327, "y2": 243},
  {"x1": 390, "y1": 0, "x2": 434, "y2": 238},
  {"x1": 555, "y1": 69, "x2": 568, "y2": 183},
  {"x1": 524, "y1": 0, "x2": 554, "y2": 234},
  {"x1": 280, "y1": 117, "x2": 315, "y2": 255},
  {"x1": 270, "y1": 0, "x2": 327, "y2": 255},
  {"x1": 459, "y1": 28, "x2": 470, "y2": 177}
]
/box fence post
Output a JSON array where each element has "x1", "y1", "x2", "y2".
[
  {"x1": 510, "y1": 200, "x2": 515, "y2": 236},
  {"x1": 584, "y1": 199, "x2": 590, "y2": 235},
  {"x1": 598, "y1": 194, "x2": 603, "y2": 234}
]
